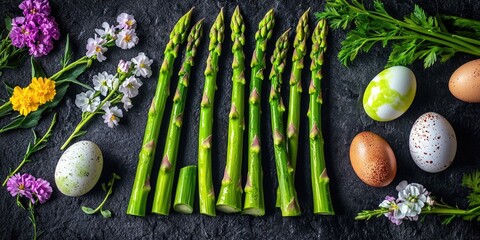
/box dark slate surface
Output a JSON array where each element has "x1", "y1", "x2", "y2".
[{"x1": 1, "y1": 0, "x2": 480, "y2": 239}]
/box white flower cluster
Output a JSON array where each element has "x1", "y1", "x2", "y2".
[
  {"x1": 86, "y1": 13, "x2": 139, "y2": 62},
  {"x1": 379, "y1": 180, "x2": 433, "y2": 225},
  {"x1": 75, "y1": 52, "x2": 153, "y2": 128}
]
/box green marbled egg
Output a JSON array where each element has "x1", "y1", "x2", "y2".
[{"x1": 363, "y1": 66, "x2": 416, "y2": 122}]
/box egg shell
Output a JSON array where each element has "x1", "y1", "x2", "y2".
[
  {"x1": 449, "y1": 59, "x2": 480, "y2": 102},
  {"x1": 363, "y1": 66, "x2": 416, "y2": 122},
  {"x1": 409, "y1": 112, "x2": 457, "y2": 173},
  {"x1": 55, "y1": 141, "x2": 103, "y2": 197},
  {"x1": 349, "y1": 131, "x2": 397, "y2": 187}
]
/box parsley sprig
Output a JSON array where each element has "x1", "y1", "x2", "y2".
[{"x1": 316, "y1": 0, "x2": 480, "y2": 68}]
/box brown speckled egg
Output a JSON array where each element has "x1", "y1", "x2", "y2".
[
  {"x1": 449, "y1": 59, "x2": 480, "y2": 102},
  {"x1": 349, "y1": 131, "x2": 396, "y2": 187}
]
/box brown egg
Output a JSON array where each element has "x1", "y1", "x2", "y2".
[
  {"x1": 349, "y1": 131, "x2": 396, "y2": 187},
  {"x1": 449, "y1": 59, "x2": 480, "y2": 102}
]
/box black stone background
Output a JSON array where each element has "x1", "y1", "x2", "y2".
[{"x1": 1, "y1": 0, "x2": 480, "y2": 239}]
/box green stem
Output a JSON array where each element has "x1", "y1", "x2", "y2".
[
  {"x1": 276, "y1": 8, "x2": 310, "y2": 208},
  {"x1": 151, "y1": 19, "x2": 203, "y2": 215},
  {"x1": 127, "y1": 8, "x2": 193, "y2": 217},
  {"x1": 174, "y1": 165, "x2": 197, "y2": 214},
  {"x1": 28, "y1": 202, "x2": 37, "y2": 240},
  {"x1": 198, "y1": 9, "x2": 224, "y2": 217},
  {"x1": 217, "y1": 6, "x2": 246, "y2": 214},
  {"x1": 243, "y1": 9, "x2": 275, "y2": 216},
  {"x1": 50, "y1": 56, "x2": 89, "y2": 80},
  {"x1": 309, "y1": 19, "x2": 334, "y2": 215},
  {"x1": 269, "y1": 29, "x2": 301, "y2": 217}
]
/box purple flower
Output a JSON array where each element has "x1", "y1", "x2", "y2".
[
  {"x1": 19, "y1": 0, "x2": 51, "y2": 16},
  {"x1": 85, "y1": 35, "x2": 107, "y2": 62},
  {"x1": 6, "y1": 173, "x2": 36, "y2": 200},
  {"x1": 9, "y1": 0, "x2": 59, "y2": 57},
  {"x1": 31, "y1": 178, "x2": 52, "y2": 204},
  {"x1": 9, "y1": 17, "x2": 28, "y2": 48}
]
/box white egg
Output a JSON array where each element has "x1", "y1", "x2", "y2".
[
  {"x1": 409, "y1": 112, "x2": 457, "y2": 173},
  {"x1": 55, "y1": 141, "x2": 103, "y2": 196}
]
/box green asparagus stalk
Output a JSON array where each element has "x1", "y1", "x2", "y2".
[
  {"x1": 276, "y1": 9, "x2": 310, "y2": 208},
  {"x1": 151, "y1": 19, "x2": 204, "y2": 215},
  {"x1": 269, "y1": 29, "x2": 301, "y2": 217},
  {"x1": 174, "y1": 165, "x2": 197, "y2": 214},
  {"x1": 126, "y1": 8, "x2": 193, "y2": 217},
  {"x1": 216, "y1": 6, "x2": 246, "y2": 214},
  {"x1": 309, "y1": 19, "x2": 334, "y2": 215},
  {"x1": 198, "y1": 9, "x2": 225, "y2": 216},
  {"x1": 243, "y1": 9, "x2": 275, "y2": 216}
]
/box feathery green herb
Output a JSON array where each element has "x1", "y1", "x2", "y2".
[{"x1": 317, "y1": 0, "x2": 480, "y2": 68}]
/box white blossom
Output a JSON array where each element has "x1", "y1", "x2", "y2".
[
  {"x1": 85, "y1": 35, "x2": 107, "y2": 62},
  {"x1": 102, "y1": 106, "x2": 123, "y2": 128},
  {"x1": 116, "y1": 13, "x2": 136, "y2": 30},
  {"x1": 118, "y1": 59, "x2": 132, "y2": 74},
  {"x1": 119, "y1": 76, "x2": 142, "y2": 98},
  {"x1": 121, "y1": 95, "x2": 133, "y2": 111},
  {"x1": 92, "y1": 71, "x2": 115, "y2": 96},
  {"x1": 131, "y1": 52, "x2": 153, "y2": 78},
  {"x1": 115, "y1": 29, "x2": 139, "y2": 49},
  {"x1": 75, "y1": 90, "x2": 101, "y2": 112},
  {"x1": 95, "y1": 22, "x2": 117, "y2": 38}
]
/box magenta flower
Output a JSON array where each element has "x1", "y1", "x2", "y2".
[
  {"x1": 6, "y1": 173, "x2": 35, "y2": 200},
  {"x1": 6, "y1": 173, "x2": 52, "y2": 204},
  {"x1": 19, "y1": 0, "x2": 51, "y2": 16},
  {"x1": 31, "y1": 177, "x2": 52, "y2": 204},
  {"x1": 9, "y1": 0, "x2": 60, "y2": 57}
]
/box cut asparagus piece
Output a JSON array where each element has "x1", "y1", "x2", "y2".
[
  {"x1": 268, "y1": 29, "x2": 301, "y2": 217},
  {"x1": 216, "y1": 6, "x2": 246, "y2": 214},
  {"x1": 174, "y1": 165, "x2": 197, "y2": 214},
  {"x1": 151, "y1": 19, "x2": 204, "y2": 215},
  {"x1": 309, "y1": 19, "x2": 334, "y2": 215},
  {"x1": 198, "y1": 9, "x2": 225, "y2": 217},
  {"x1": 276, "y1": 9, "x2": 310, "y2": 208},
  {"x1": 127, "y1": 8, "x2": 193, "y2": 217},
  {"x1": 243, "y1": 9, "x2": 275, "y2": 216}
]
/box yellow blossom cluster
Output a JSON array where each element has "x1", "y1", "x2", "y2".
[{"x1": 10, "y1": 77, "x2": 56, "y2": 116}]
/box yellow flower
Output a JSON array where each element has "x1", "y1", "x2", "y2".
[
  {"x1": 10, "y1": 86, "x2": 40, "y2": 116},
  {"x1": 29, "y1": 77, "x2": 56, "y2": 104}
]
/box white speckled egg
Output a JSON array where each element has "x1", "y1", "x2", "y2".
[
  {"x1": 55, "y1": 141, "x2": 103, "y2": 196},
  {"x1": 363, "y1": 66, "x2": 417, "y2": 122},
  {"x1": 409, "y1": 112, "x2": 457, "y2": 173}
]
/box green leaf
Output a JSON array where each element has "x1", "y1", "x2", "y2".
[
  {"x1": 5, "y1": 17, "x2": 12, "y2": 31},
  {"x1": 60, "y1": 35, "x2": 72, "y2": 68},
  {"x1": 72, "y1": 130, "x2": 88, "y2": 139},
  {"x1": 51, "y1": 60, "x2": 89, "y2": 82},
  {"x1": 4, "y1": 82, "x2": 13, "y2": 96},
  {"x1": 56, "y1": 78, "x2": 93, "y2": 91},
  {"x1": 31, "y1": 57, "x2": 46, "y2": 78},
  {"x1": 100, "y1": 209, "x2": 112, "y2": 218},
  {"x1": 102, "y1": 183, "x2": 107, "y2": 192},
  {"x1": 81, "y1": 206, "x2": 96, "y2": 215}
]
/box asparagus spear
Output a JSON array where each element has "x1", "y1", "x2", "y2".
[
  {"x1": 276, "y1": 9, "x2": 310, "y2": 208},
  {"x1": 216, "y1": 6, "x2": 246, "y2": 214},
  {"x1": 269, "y1": 29, "x2": 301, "y2": 217},
  {"x1": 126, "y1": 9, "x2": 193, "y2": 217},
  {"x1": 309, "y1": 19, "x2": 334, "y2": 215},
  {"x1": 198, "y1": 9, "x2": 225, "y2": 216},
  {"x1": 174, "y1": 165, "x2": 197, "y2": 214},
  {"x1": 151, "y1": 19, "x2": 204, "y2": 215},
  {"x1": 243, "y1": 9, "x2": 275, "y2": 216}
]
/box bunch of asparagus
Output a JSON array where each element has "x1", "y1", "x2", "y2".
[{"x1": 127, "y1": 6, "x2": 334, "y2": 217}]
